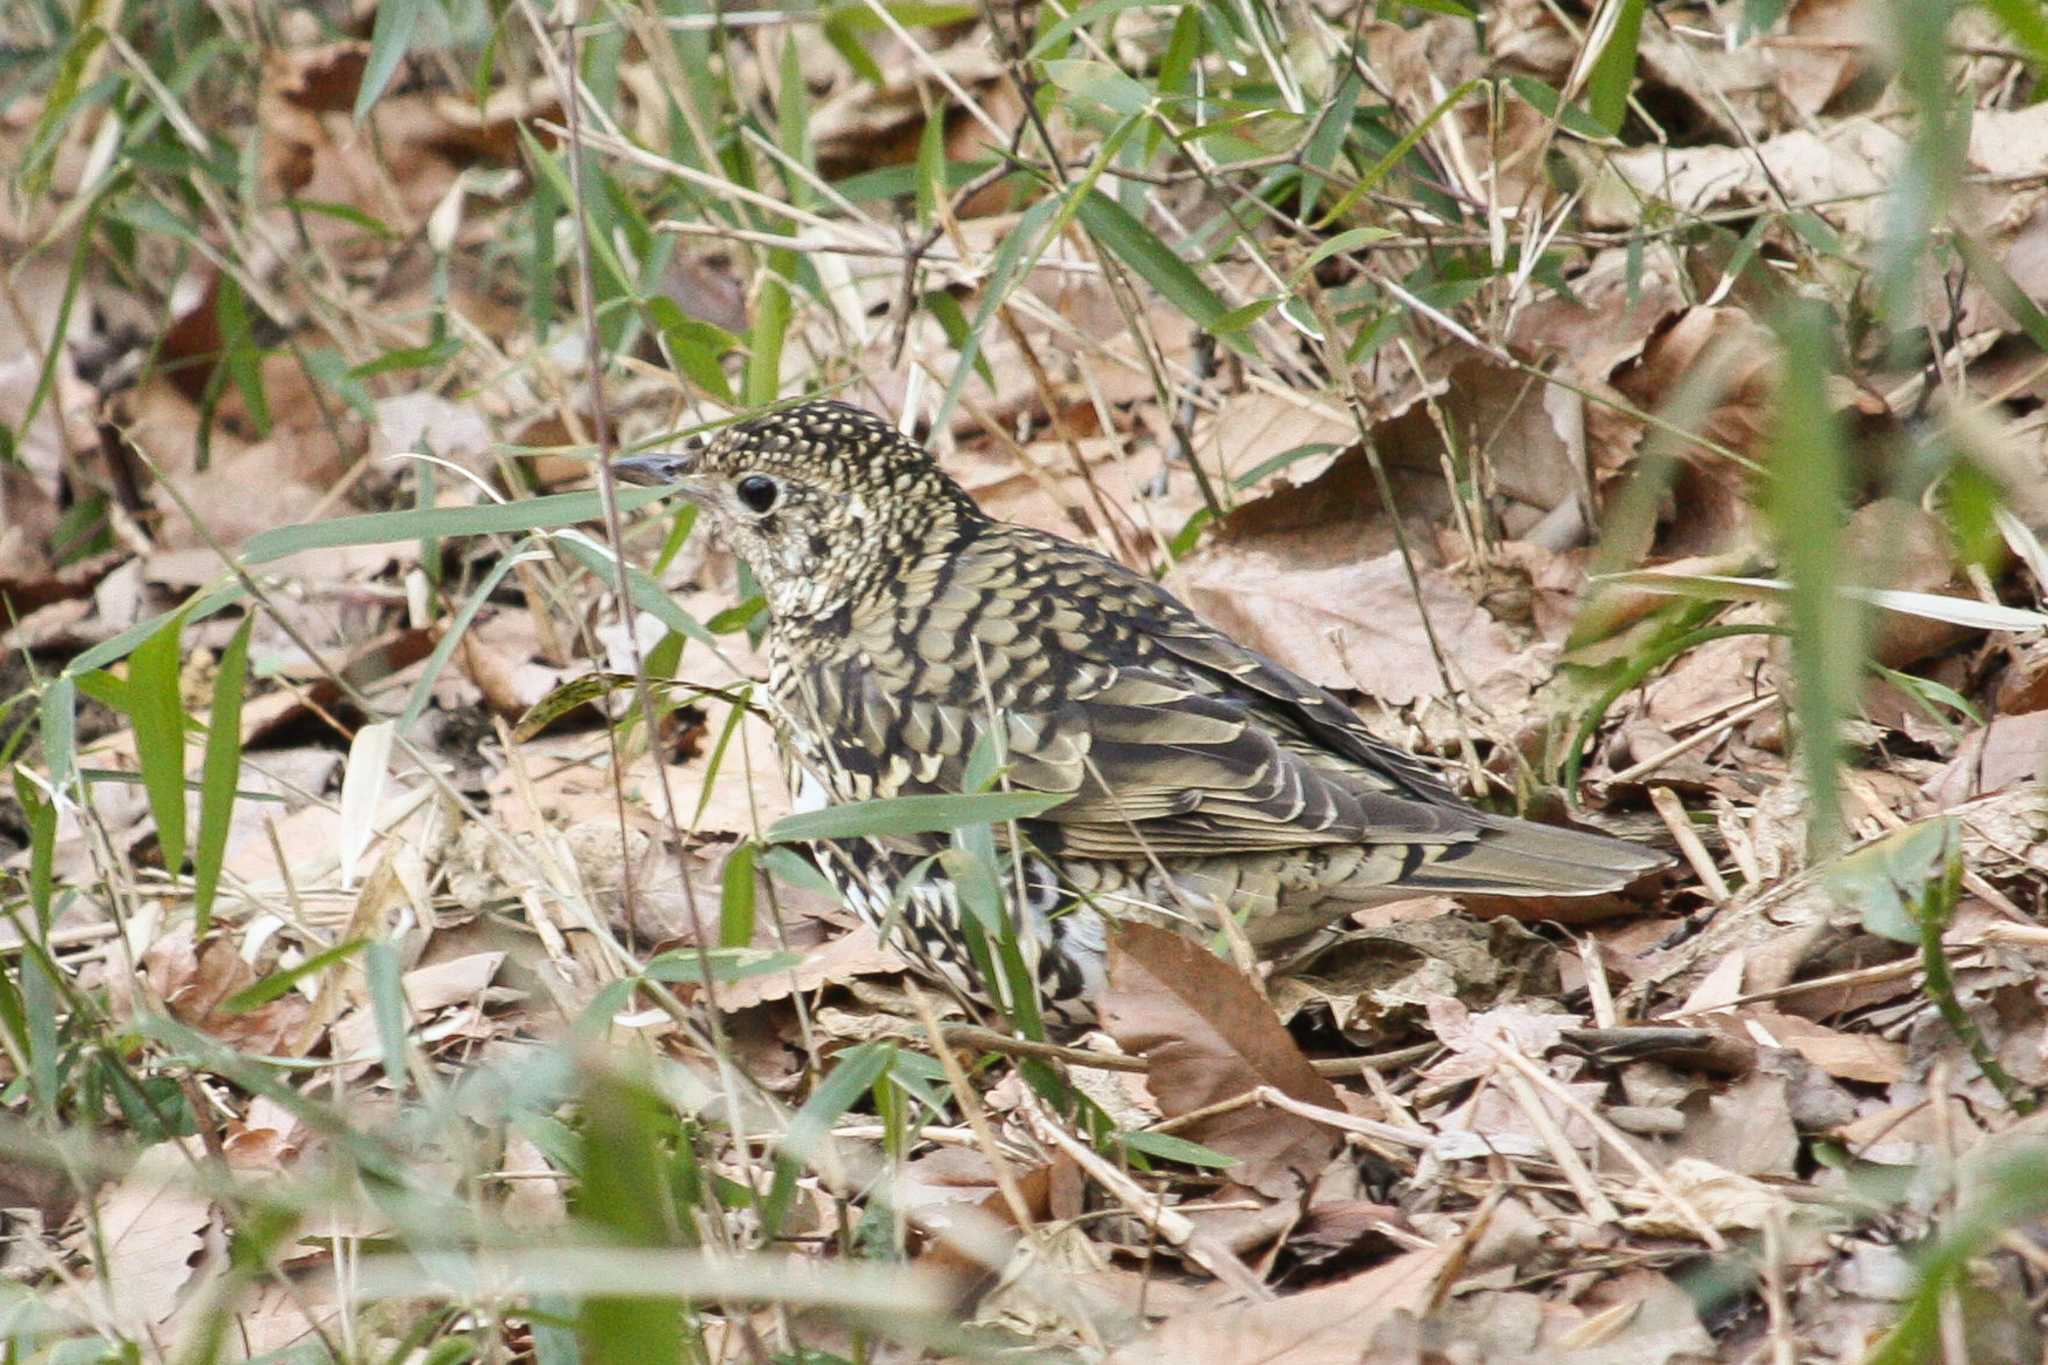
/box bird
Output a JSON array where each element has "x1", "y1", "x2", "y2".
[{"x1": 613, "y1": 400, "x2": 1669, "y2": 1030}]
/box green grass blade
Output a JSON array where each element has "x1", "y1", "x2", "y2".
[
  {"x1": 355, "y1": 0, "x2": 425, "y2": 121},
  {"x1": 1764, "y1": 301, "x2": 1858, "y2": 856},
  {"x1": 719, "y1": 843, "x2": 758, "y2": 950},
  {"x1": 128, "y1": 614, "x2": 189, "y2": 878},
  {"x1": 1584, "y1": 0, "x2": 1647, "y2": 135},
  {"x1": 191, "y1": 612, "x2": 253, "y2": 935},
  {"x1": 767, "y1": 790, "x2": 1069, "y2": 842},
  {"x1": 242, "y1": 487, "x2": 668, "y2": 564}
]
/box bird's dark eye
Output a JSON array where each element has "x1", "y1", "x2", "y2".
[{"x1": 735, "y1": 474, "x2": 779, "y2": 514}]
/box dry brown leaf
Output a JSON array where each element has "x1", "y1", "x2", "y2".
[
  {"x1": 1107, "y1": 1246, "x2": 1449, "y2": 1365},
  {"x1": 135, "y1": 928, "x2": 312, "y2": 1056},
  {"x1": 79, "y1": 1140, "x2": 212, "y2": 1335},
  {"x1": 1177, "y1": 545, "x2": 1529, "y2": 706},
  {"x1": 1101, "y1": 923, "x2": 1341, "y2": 1197}
]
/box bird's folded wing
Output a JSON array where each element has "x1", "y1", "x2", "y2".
[{"x1": 841, "y1": 659, "x2": 1484, "y2": 862}]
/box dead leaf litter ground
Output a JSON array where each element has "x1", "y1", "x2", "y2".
[{"x1": 6, "y1": 1, "x2": 2048, "y2": 1360}]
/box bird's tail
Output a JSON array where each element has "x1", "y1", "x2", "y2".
[{"x1": 1401, "y1": 813, "x2": 1671, "y2": 897}]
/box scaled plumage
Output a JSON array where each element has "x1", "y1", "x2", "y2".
[{"x1": 615, "y1": 401, "x2": 1668, "y2": 1026}]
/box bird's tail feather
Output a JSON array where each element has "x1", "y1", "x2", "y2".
[{"x1": 1401, "y1": 814, "x2": 1671, "y2": 897}]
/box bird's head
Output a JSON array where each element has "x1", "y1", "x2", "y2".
[{"x1": 613, "y1": 400, "x2": 981, "y2": 621}]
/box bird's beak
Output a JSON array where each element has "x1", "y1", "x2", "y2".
[{"x1": 611, "y1": 451, "x2": 703, "y2": 495}]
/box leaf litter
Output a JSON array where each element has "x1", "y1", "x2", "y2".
[{"x1": 7, "y1": 1, "x2": 2048, "y2": 1361}]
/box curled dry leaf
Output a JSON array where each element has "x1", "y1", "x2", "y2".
[{"x1": 1100, "y1": 922, "x2": 1341, "y2": 1198}]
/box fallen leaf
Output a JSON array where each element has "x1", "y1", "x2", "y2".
[
  {"x1": 1107, "y1": 1246, "x2": 1449, "y2": 1365},
  {"x1": 1101, "y1": 923, "x2": 1341, "y2": 1197}
]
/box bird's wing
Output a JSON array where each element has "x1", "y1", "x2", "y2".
[{"x1": 798, "y1": 528, "x2": 1489, "y2": 862}]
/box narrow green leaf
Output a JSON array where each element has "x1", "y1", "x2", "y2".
[
  {"x1": 915, "y1": 97, "x2": 946, "y2": 229},
  {"x1": 1075, "y1": 189, "x2": 1231, "y2": 333},
  {"x1": 760, "y1": 844, "x2": 837, "y2": 897},
  {"x1": 762, "y1": 1043, "x2": 895, "y2": 1237},
  {"x1": 1955, "y1": 232, "x2": 2048, "y2": 352},
  {"x1": 1764, "y1": 301, "x2": 1857, "y2": 856},
  {"x1": 767, "y1": 790, "x2": 1069, "y2": 843},
  {"x1": 39, "y1": 677, "x2": 77, "y2": 798},
  {"x1": 242, "y1": 486, "x2": 667, "y2": 564},
  {"x1": 67, "y1": 584, "x2": 245, "y2": 678},
  {"x1": 1028, "y1": 0, "x2": 1163, "y2": 58},
  {"x1": 1314, "y1": 79, "x2": 1483, "y2": 226},
  {"x1": 18, "y1": 8, "x2": 107, "y2": 198},
  {"x1": 13, "y1": 769, "x2": 56, "y2": 933},
  {"x1": 355, "y1": 0, "x2": 425, "y2": 121},
  {"x1": 1043, "y1": 59, "x2": 1152, "y2": 116},
  {"x1": 349, "y1": 335, "x2": 463, "y2": 379},
  {"x1": 223, "y1": 937, "x2": 370, "y2": 1014},
  {"x1": 1506, "y1": 75, "x2": 1611, "y2": 142},
  {"x1": 399, "y1": 546, "x2": 548, "y2": 732},
  {"x1": 645, "y1": 298, "x2": 738, "y2": 405},
  {"x1": 192, "y1": 613, "x2": 253, "y2": 935},
  {"x1": 282, "y1": 197, "x2": 400, "y2": 238},
  {"x1": 1585, "y1": 0, "x2": 1648, "y2": 136},
  {"x1": 822, "y1": 14, "x2": 885, "y2": 85},
  {"x1": 129, "y1": 615, "x2": 189, "y2": 877},
  {"x1": 1825, "y1": 819, "x2": 1959, "y2": 946},
  {"x1": 1119, "y1": 1130, "x2": 1239, "y2": 1168},
  {"x1": 642, "y1": 947, "x2": 802, "y2": 985},
  {"x1": 365, "y1": 939, "x2": 410, "y2": 1077},
  {"x1": 935, "y1": 193, "x2": 1061, "y2": 428},
  {"x1": 551, "y1": 534, "x2": 721, "y2": 649},
  {"x1": 215, "y1": 276, "x2": 270, "y2": 436}
]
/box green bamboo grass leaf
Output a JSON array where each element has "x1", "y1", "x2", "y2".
[
  {"x1": 1029, "y1": 0, "x2": 1163, "y2": 57},
  {"x1": 1824, "y1": 819, "x2": 1959, "y2": 945},
  {"x1": 18, "y1": 7, "x2": 107, "y2": 198},
  {"x1": 129, "y1": 614, "x2": 189, "y2": 878},
  {"x1": 241, "y1": 487, "x2": 667, "y2": 564},
  {"x1": 646, "y1": 298, "x2": 739, "y2": 405},
  {"x1": 642, "y1": 947, "x2": 802, "y2": 985},
  {"x1": 767, "y1": 791, "x2": 1069, "y2": 842},
  {"x1": 1075, "y1": 188, "x2": 1222, "y2": 323},
  {"x1": 1312, "y1": 78, "x2": 1482, "y2": 227},
  {"x1": 1118, "y1": 1130, "x2": 1238, "y2": 1168},
  {"x1": 761, "y1": 844, "x2": 838, "y2": 897},
  {"x1": 551, "y1": 533, "x2": 721, "y2": 649},
  {"x1": 68, "y1": 583, "x2": 246, "y2": 677},
  {"x1": 518, "y1": 128, "x2": 636, "y2": 301},
  {"x1": 192, "y1": 612, "x2": 253, "y2": 935},
  {"x1": 40, "y1": 677, "x2": 77, "y2": 797},
  {"x1": 1954, "y1": 232, "x2": 2048, "y2": 352},
  {"x1": 399, "y1": 546, "x2": 548, "y2": 732},
  {"x1": 1764, "y1": 301, "x2": 1858, "y2": 856},
  {"x1": 1507, "y1": 76, "x2": 1612, "y2": 142},
  {"x1": 1584, "y1": 0, "x2": 1648, "y2": 136},
  {"x1": 282, "y1": 197, "x2": 400, "y2": 239},
  {"x1": 1044, "y1": 59, "x2": 1153, "y2": 116},
  {"x1": 688, "y1": 693, "x2": 754, "y2": 832},
  {"x1": 761, "y1": 1043, "x2": 896, "y2": 1237},
  {"x1": 13, "y1": 770, "x2": 56, "y2": 933},
  {"x1": 365, "y1": 940, "x2": 410, "y2": 1079},
  {"x1": 355, "y1": 0, "x2": 425, "y2": 121},
  {"x1": 934, "y1": 193, "x2": 1061, "y2": 428},
  {"x1": 1593, "y1": 570, "x2": 2048, "y2": 631},
  {"x1": 215, "y1": 276, "x2": 270, "y2": 436},
  {"x1": 223, "y1": 937, "x2": 370, "y2": 1014},
  {"x1": 915, "y1": 95, "x2": 947, "y2": 229}
]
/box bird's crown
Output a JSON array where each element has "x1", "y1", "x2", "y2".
[{"x1": 693, "y1": 400, "x2": 973, "y2": 511}]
